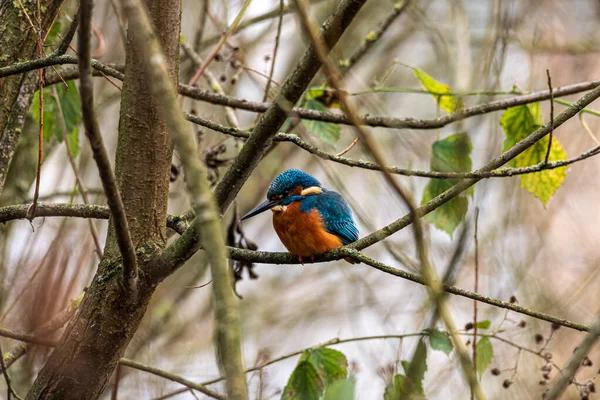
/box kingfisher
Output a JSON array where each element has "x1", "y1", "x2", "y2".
[{"x1": 241, "y1": 169, "x2": 359, "y2": 263}]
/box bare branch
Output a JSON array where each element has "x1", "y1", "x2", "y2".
[{"x1": 119, "y1": 359, "x2": 226, "y2": 400}]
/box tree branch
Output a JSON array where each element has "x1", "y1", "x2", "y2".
[
  {"x1": 120, "y1": 0, "x2": 248, "y2": 397},
  {"x1": 544, "y1": 313, "x2": 600, "y2": 399},
  {"x1": 79, "y1": 0, "x2": 138, "y2": 293},
  {"x1": 11, "y1": 57, "x2": 600, "y2": 132},
  {"x1": 185, "y1": 112, "x2": 600, "y2": 179},
  {"x1": 119, "y1": 359, "x2": 226, "y2": 400},
  {"x1": 0, "y1": 202, "x2": 589, "y2": 332}
]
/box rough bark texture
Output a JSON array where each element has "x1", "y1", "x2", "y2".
[
  {"x1": 105, "y1": 0, "x2": 180, "y2": 255},
  {"x1": 25, "y1": 0, "x2": 181, "y2": 398},
  {"x1": 0, "y1": 0, "x2": 63, "y2": 193}
]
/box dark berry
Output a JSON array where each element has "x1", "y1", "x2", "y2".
[
  {"x1": 535, "y1": 334, "x2": 544, "y2": 344},
  {"x1": 491, "y1": 368, "x2": 501, "y2": 376}
]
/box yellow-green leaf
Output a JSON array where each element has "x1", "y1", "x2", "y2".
[
  {"x1": 413, "y1": 68, "x2": 464, "y2": 114},
  {"x1": 500, "y1": 105, "x2": 567, "y2": 205},
  {"x1": 421, "y1": 133, "x2": 473, "y2": 236}
]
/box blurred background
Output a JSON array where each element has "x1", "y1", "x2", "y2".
[{"x1": 2, "y1": 0, "x2": 600, "y2": 398}]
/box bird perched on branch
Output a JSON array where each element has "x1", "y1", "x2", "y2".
[{"x1": 241, "y1": 169, "x2": 359, "y2": 263}]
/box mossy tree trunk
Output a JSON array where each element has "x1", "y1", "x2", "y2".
[
  {"x1": 25, "y1": 0, "x2": 181, "y2": 398},
  {"x1": 0, "y1": 0, "x2": 63, "y2": 194}
]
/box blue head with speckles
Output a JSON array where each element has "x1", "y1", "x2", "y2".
[
  {"x1": 241, "y1": 170, "x2": 322, "y2": 221},
  {"x1": 267, "y1": 169, "x2": 321, "y2": 200}
]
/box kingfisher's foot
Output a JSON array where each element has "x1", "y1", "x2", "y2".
[
  {"x1": 310, "y1": 255, "x2": 315, "y2": 262},
  {"x1": 297, "y1": 256, "x2": 304, "y2": 265}
]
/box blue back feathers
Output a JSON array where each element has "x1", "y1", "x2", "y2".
[
  {"x1": 269, "y1": 169, "x2": 358, "y2": 245},
  {"x1": 300, "y1": 190, "x2": 359, "y2": 245},
  {"x1": 267, "y1": 169, "x2": 321, "y2": 199}
]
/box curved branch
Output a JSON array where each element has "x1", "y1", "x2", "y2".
[
  {"x1": 185, "y1": 113, "x2": 600, "y2": 179},
  {"x1": 8, "y1": 56, "x2": 599, "y2": 131}
]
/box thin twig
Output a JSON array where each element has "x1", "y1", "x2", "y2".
[
  {"x1": 544, "y1": 69, "x2": 554, "y2": 164},
  {"x1": 261, "y1": 0, "x2": 284, "y2": 103},
  {"x1": 472, "y1": 207, "x2": 480, "y2": 400},
  {"x1": 0, "y1": 343, "x2": 22, "y2": 400},
  {"x1": 51, "y1": 85, "x2": 103, "y2": 258},
  {"x1": 341, "y1": 0, "x2": 411, "y2": 75},
  {"x1": 17, "y1": 0, "x2": 45, "y2": 222},
  {"x1": 119, "y1": 359, "x2": 226, "y2": 400},
  {"x1": 335, "y1": 137, "x2": 359, "y2": 156},
  {"x1": 79, "y1": 0, "x2": 138, "y2": 294},
  {"x1": 186, "y1": 0, "x2": 252, "y2": 89}
]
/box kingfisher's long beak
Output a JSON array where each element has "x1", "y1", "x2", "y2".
[{"x1": 241, "y1": 199, "x2": 282, "y2": 221}]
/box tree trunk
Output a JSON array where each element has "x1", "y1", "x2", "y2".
[
  {"x1": 25, "y1": 0, "x2": 181, "y2": 398},
  {"x1": 0, "y1": 0, "x2": 63, "y2": 193}
]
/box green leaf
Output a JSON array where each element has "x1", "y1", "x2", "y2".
[
  {"x1": 30, "y1": 81, "x2": 81, "y2": 157},
  {"x1": 413, "y1": 68, "x2": 464, "y2": 114},
  {"x1": 301, "y1": 99, "x2": 341, "y2": 147},
  {"x1": 406, "y1": 340, "x2": 428, "y2": 395},
  {"x1": 384, "y1": 374, "x2": 406, "y2": 400},
  {"x1": 421, "y1": 133, "x2": 473, "y2": 236},
  {"x1": 300, "y1": 348, "x2": 348, "y2": 385},
  {"x1": 476, "y1": 320, "x2": 491, "y2": 329},
  {"x1": 475, "y1": 337, "x2": 494, "y2": 379},
  {"x1": 31, "y1": 88, "x2": 58, "y2": 141},
  {"x1": 428, "y1": 329, "x2": 453, "y2": 355},
  {"x1": 323, "y1": 378, "x2": 355, "y2": 400},
  {"x1": 281, "y1": 360, "x2": 324, "y2": 400},
  {"x1": 500, "y1": 104, "x2": 567, "y2": 205}
]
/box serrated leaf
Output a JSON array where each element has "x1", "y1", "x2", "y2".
[
  {"x1": 475, "y1": 337, "x2": 494, "y2": 379},
  {"x1": 476, "y1": 320, "x2": 491, "y2": 329},
  {"x1": 414, "y1": 68, "x2": 464, "y2": 114},
  {"x1": 421, "y1": 133, "x2": 472, "y2": 236},
  {"x1": 428, "y1": 329, "x2": 453, "y2": 355},
  {"x1": 500, "y1": 104, "x2": 567, "y2": 205},
  {"x1": 281, "y1": 360, "x2": 324, "y2": 400},
  {"x1": 300, "y1": 348, "x2": 348, "y2": 385},
  {"x1": 301, "y1": 99, "x2": 340, "y2": 147},
  {"x1": 384, "y1": 374, "x2": 406, "y2": 400},
  {"x1": 323, "y1": 378, "x2": 355, "y2": 400}
]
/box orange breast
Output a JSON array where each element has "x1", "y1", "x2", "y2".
[{"x1": 272, "y1": 202, "x2": 343, "y2": 257}]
